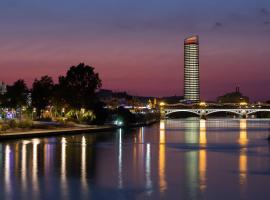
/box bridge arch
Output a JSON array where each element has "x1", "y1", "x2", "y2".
[
  {"x1": 205, "y1": 110, "x2": 242, "y2": 116},
  {"x1": 165, "y1": 110, "x2": 200, "y2": 117},
  {"x1": 247, "y1": 110, "x2": 270, "y2": 115}
]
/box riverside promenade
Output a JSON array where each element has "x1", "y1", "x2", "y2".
[{"x1": 0, "y1": 125, "x2": 117, "y2": 140}]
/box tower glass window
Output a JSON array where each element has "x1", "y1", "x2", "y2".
[{"x1": 184, "y1": 36, "x2": 200, "y2": 102}]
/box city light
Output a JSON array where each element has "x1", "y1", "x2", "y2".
[
  {"x1": 199, "y1": 102, "x2": 206, "y2": 107},
  {"x1": 159, "y1": 102, "x2": 165, "y2": 107},
  {"x1": 240, "y1": 102, "x2": 248, "y2": 106}
]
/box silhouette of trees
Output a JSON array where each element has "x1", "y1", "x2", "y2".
[
  {"x1": 58, "y1": 63, "x2": 102, "y2": 110},
  {"x1": 3, "y1": 79, "x2": 28, "y2": 109},
  {"x1": 32, "y1": 76, "x2": 54, "y2": 117},
  {"x1": 0, "y1": 63, "x2": 109, "y2": 124}
]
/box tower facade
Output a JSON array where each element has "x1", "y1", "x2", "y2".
[{"x1": 184, "y1": 36, "x2": 200, "y2": 102}]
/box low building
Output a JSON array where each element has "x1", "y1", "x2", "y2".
[{"x1": 217, "y1": 87, "x2": 249, "y2": 104}]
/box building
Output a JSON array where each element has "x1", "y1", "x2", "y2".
[
  {"x1": 217, "y1": 87, "x2": 249, "y2": 104},
  {"x1": 184, "y1": 36, "x2": 200, "y2": 102},
  {"x1": 0, "y1": 81, "x2": 7, "y2": 95}
]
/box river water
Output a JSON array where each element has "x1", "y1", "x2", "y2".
[{"x1": 0, "y1": 118, "x2": 270, "y2": 200}]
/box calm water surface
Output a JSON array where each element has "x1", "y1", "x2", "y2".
[{"x1": 0, "y1": 118, "x2": 270, "y2": 200}]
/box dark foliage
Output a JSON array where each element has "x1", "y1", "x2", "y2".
[
  {"x1": 32, "y1": 76, "x2": 54, "y2": 116},
  {"x1": 57, "y1": 63, "x2": 102, "y2": 109},
  {"x1": 92, "y1": 101, "x2": 109, "y2": 125},
  {"x1": 3, "y1": 79, "x2": 28, "y2": 108},
  {"x1": 116, "y1": 106, "x2": 135, "y2": 125}
]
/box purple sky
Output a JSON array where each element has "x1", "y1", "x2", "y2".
[{"x1": 0, "y1": 0, "x2": 270, "y2": 101}]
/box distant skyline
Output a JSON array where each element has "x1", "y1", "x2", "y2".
[{"x1": 0, "y1": 0, "x2": 270, "y2": 101}]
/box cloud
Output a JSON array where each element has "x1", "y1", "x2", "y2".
[{"x1": 264, "y1": 21, "x2": 270, "y2": 25}]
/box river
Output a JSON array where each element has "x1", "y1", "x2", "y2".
[{"x1": 0, "y1": 118, "x2": 270, "y2": 199}]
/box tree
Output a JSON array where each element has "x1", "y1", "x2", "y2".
[
  {"x1": 31, "y1": 76, "x2": 54, "y2": 117},
  {"x1": 58, "y1": 63, "x2": 102, "y2": 109},
  {"x1": 4, "y1": 79, "x2": 28, "y2": 109}
]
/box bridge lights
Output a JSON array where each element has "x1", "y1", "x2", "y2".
[
  {"x1": 159, "y1": 102, "x2": 165, "y2": 107},
  {"x1": 199, "y1": 102, "x2": 207, "y2": 107},
  {"x1": 239, "y1": 102, "x2": 248, "y2": 106}
]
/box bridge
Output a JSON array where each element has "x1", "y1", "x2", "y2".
[{"x1": 164, "y1": 108, "x2": 270, "y2": 118}]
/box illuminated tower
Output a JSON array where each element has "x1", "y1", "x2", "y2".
[{"x1": 184, "y1": 36, "x2": 200, "y2": 102}]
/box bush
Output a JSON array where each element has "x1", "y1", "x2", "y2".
[
  {"x1": 1, "y1": 124, "x2": 10, "y2": 131},
  {"x1": 18, "y1": 119, "x2": 33, "y2": 129},
  {"x1": 8, "y1": 119, "x2": 18, "y2": 129}
]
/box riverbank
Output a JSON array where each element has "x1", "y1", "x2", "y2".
[
  {"x1": 128, "y1": 118, "x2": 159, "y2": 127},
  {"x1": 0, "y1": 118, "x2": 160, "y2": 140},
  {"x1": 0, "y1": 125, "x2": 117, "y2": 140}
]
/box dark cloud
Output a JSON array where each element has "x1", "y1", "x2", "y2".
[{"x1": 264, "y1": 21, "x2": 270, "y2": 25}]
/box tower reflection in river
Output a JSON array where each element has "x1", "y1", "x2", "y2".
[
  {"x1": 199, "y1": 119, "x2": 207, "y2": 192},
  {"x1": 184, "y1": 118, "x2": 208, "y2": 199}
]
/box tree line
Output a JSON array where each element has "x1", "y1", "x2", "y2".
[{"x1": 0, "y1": 63, "x2": 107, "y2": 124}]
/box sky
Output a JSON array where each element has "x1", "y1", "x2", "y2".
[{"x1": 0, "y1": 0, "x2": 270, "y2": 101}]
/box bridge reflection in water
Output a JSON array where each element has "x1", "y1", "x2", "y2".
[
  {"x1": 0, "y1": 118, "x2": 268, "y2": 199},
  {"x1": 183, "y1": 119, "x2": 207, "y2": 199}
]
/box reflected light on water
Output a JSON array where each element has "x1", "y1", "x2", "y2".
[
  {"x1": 61, "y1": 137, "x2": 68, "y2": 197},
  {"x1": 5, "y1": 145, "x2": 11, "y2": 196},
  {"x1": 199, "y1": 119, "x2": 207, "y2": 192},
  {"x1": 118, "y1": 129, "x2": 123, "y2": 189},
  {"x1": 199, "y1": 120, "x2": 207, "y2": 147},
  {"x1": 239, "y1": 119, "x2": 248, "y2": 187},
  {"x1": 21, "y1": 141, "x2": 30, "y2": 191},
  {"x1": 81, "y1": 136, "x2": 88, "y2": 193},
  {"x1": 184, "y1": 119, "x2": 198, "y2": 199},
  {"x1": 139, "y1": 127, "x2": 144, "y2": 168},
  {"x1": 160, "y1": 120, "x2": 165, "y2": 130},
  {"x1": 159, "y1": 120, "x2": 167, "y2": 193},
  {"x1": 146, "y1": 143, "x2": 152, "y2": 194},
  {"x1": 239, "y1": 119, "x2": 248, "y2": 146},
  {"x1": 32, "y1": 139, "x2": 40, "y2": 197}
]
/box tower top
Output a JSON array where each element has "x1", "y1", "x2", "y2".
[{"x1": 184, "y1": 36, "x2": 199, "y2": 45}]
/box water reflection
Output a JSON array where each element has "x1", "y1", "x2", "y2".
[
  {"x1": 4, "y1": 145, "x2": 11, "y2": 196},
  {"x1": 21, "y1": 141, "x2": 29, "y2": 192},
  {"x1": 239, "y1": 119, "x2": 248, "y2": 188},
  {"x1": 146, "y1": 143, "x2": 152, "y2": 194},
  {"x1": 159, "y1": 120, "x2": 167, "y2": 193},
  {"x1": 81, "y1": 136, "x2": 88, "y2": 193},
  {"x1": 61, "y1": 137, "x2": 68, "y2": 197},
  {"x1": 0, "y1": 119, "x2": 269, "y2": 200},
  {"x1": 118, "y1": 128, "x2": 123, "y2": 189},
  {"x1": 184, "y1": 119, "x2": 199, "y2": 199},
  {"x1": 184, "y1": 119, "x2": 208, "y2": 198},
  {"x1": 32, "y1": 139, "x2": 40, "y2": 197},
  {"x1": 199, "y1": 119, "x2": 207, "y2": 192}
]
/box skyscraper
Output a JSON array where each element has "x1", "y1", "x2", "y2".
[{"x1": 184, "y1": 36, "x2": 200, "y2": 102}]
